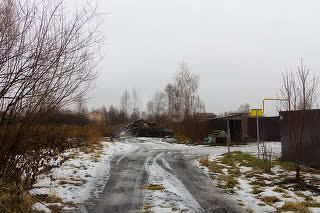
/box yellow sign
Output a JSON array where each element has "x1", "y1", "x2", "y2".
[{"x1": 249, "y1": 109, "x2": 263, "y2": 117}]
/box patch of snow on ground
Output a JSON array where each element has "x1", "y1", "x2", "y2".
[
  {"x1": 195, "y1": 142, "x2": 320, "y2": 213},
  {"x1": 32, "y1": 140, "x2": 137, "y2": 211},
  {"x1": 32, "y1": 202, "x2": 51, "y2": 213},
  {"x1": 234, "y1": 178, "x2": 276, "y2": 212}
]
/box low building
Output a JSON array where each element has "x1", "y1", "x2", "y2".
[
  {"x1": 202, "y1": 114, "x2": 280, "y2": 143},
  {"x1": 87, "y1": 111, "x2": 105, "y2": 122}
]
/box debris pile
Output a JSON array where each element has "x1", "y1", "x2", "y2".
[
  {"x1": 121, "y1": 120, "x2": 173, "y2": 137},
  {"x1": 203, "y1": 130, "x2": 227, "y2": 144}
]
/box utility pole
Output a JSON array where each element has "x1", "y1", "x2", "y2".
[
  {"x1": 227, "y1": 115, "x2": 231, "y2": 153},
  {"x1": 256, "y1": 113, "x2": 260, "y2": 158},
  {"x1": 250, "y1": 109, "x2": 262, "y2": 158}
]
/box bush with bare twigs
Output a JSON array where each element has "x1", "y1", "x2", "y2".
[{"x1": 0, "y1": 0, "x2": 102, "y2": 211}]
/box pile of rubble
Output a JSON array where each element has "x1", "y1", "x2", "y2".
[{"x1": 120, "y1": 120, "x2": 173, "y2": 138}]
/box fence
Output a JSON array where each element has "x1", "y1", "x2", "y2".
[
  {"x1": 280, "y1": 109, "x2": 320, "y2": 169},
  {"x1": 247, "y1": 117, "x2": 280, "y2": 141}
]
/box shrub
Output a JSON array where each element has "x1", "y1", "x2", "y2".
[{"x1": 0, "y1": 119, "x2": 105, "y2": 211}]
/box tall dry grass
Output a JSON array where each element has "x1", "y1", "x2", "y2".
[{"x1": 0, "y1": 113, "x2": 106, "y2": 212}]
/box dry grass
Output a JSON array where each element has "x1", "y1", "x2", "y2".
[
  {"x1": 278, "y1": 202, "x2": 311, "y2": 213},
  {"x1": 251, "y1": 186, "x2": 264, "y2": 194},
  {"x1": 276, "y1": 160, "x2": 296, "y2": 172},
  {"x1": 199, "y1": 156, "x2": 224, "y2": 174},
  {"x1": 0, "y1": 179, "x2": 34, "y2": 212},
  {"x1": 218, "y1": 174, "x2": 239, "y2": 190},
  {"x1": 273, "y1": 186, "x2": 286, "y2": 193},
  {"x1": 144, "y1": 184, "x2": 165, "y2": 191},
  {"x1": 34, "y1": 193, "x2": 76, "y2": 211},
  {"x1": 261, "y1": 196, "x2": 280, "y2": 205},
  {"x1": 220, "y1": 151, "x2": 265, "y2": 171},
  {"x1": 143, "y1": 203, "x2": 153, "y2": 212},
  {"x1": 199, "y1": 156, "x2": 210, "y2": 167},
  {"x1": 295, "y1": 191, "x2": 307, "y2": 198},
  {"x1": 175, "y1": 133, "x2": 191, "y2": 144}
]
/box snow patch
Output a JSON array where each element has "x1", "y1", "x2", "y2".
[{"x1": 32, "y1": 140, "x2": 137, "y2": 211}]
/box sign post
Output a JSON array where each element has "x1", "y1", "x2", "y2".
[
  {"x1": 256, "y1": 113, "x2": 260, "y2": 158},
  {"x1": 227, "y1": 115, "x2": 231, "y2": 153},
  {"x1": 249, "y1": 109, "x2": 263, "y2": 158}
]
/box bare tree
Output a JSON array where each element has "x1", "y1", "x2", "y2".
[
  {"x1": 120, "y1": 89, "x2": 131, "y2": 116},
  {"x1": 164, "y1": 83, "x2": 175, "y2": 119},
  {"x1": 76, "y1": 95, "x2": 88, "y2": 114},
  {"x1": 280, "y1": 59, "x2": 318, "y2": 181},
  {"x1": 146, "y1": 100, "x2": 154, "y2": 118},
  {"x1": 193, "y1": 95, "x2": 206, "y2": 114},
  {"x1": 105, "y1": 105, "x2": 120, "y2": 124},
  {"x1": 174, "y1": 62, "x2": 201, "y2": 119},
  {"x1": 237, "y1": 103, "x2": 250, "y2": 113},
  {"x1": 0, "y1": 0, "x2": 102, "y2": 186},
  {"x1": 152, "y1": 91, "x2": 166, "y2": 117},
  {"x1": 131, "y1": 88, "x2": 140, "y2": 120},
  {"x1": 146, "y1": 62, "x2": 204, "y2": 121}
]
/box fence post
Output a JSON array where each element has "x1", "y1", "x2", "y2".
[
  {"x1": 227, "y1": 116, "x2": 231, "y2": 153},
  {"x1": 257, "y1": 113, "x2": 260, "y2": 158}
]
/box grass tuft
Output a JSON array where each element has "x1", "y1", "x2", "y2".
[
  {"x1": 144, "y1": 184, "x2": 165, "y2": 191},
  {"x1": 261, "y1": 196, "x2": 280, "y2": 205},
  {"x1": 251, "y1": 186, "x2": 264, "y2": 194},
  {"x1": 199, "y1": 156, "x2": 223, "y2": 173},
  {"x1": 273, "y1": 187, "x2": 286, "y2": 193},
  {"x1": 218, "y1": 174, "x2": 239, "y2": 189},
  {"x1": 278, "y1": 202, "x2": 310, "y2": 213}
]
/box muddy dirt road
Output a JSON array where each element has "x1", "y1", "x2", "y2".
[{"x1": 86, "y1": 138, "x2": 242, "y2": 213}]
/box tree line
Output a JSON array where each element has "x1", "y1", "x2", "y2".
[{"x1": 100, "y1": 62, "x2": 206, "y2": 128}]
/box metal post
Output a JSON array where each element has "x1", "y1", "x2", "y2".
[
  {"x1": 256, "y1": 113, "x2": 260, "y2": 158},
  {"x1": 227, "y1": 116, "x2": 231, "y2": 153}
]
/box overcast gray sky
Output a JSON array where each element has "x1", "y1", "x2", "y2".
[{"x1": 86, "y1": 0, "x2": 320, "y2": 115}]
